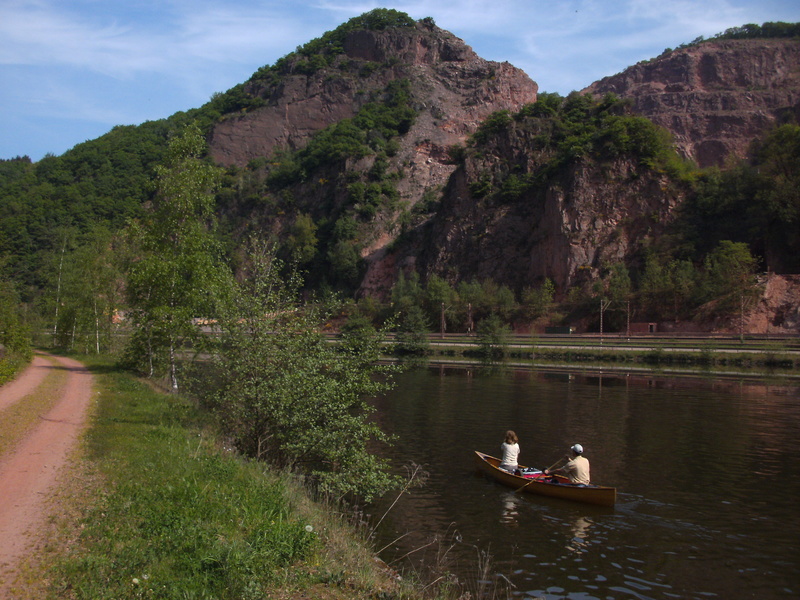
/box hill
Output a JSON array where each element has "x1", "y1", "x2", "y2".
[
  {"x1": 584, "y1": 36, "x2": 800, "y2": 168},
  {"x1": 1, "y1": 10, "x2": 798, "y2": 335}
]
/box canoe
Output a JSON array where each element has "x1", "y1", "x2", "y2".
[{"x1": 474, "y1": 451, "x2": 616, "y2": 507}]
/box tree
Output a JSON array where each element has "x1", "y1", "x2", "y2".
[
  {"x1": 208, "y1": 240, "x2": 398, "y2": 501},
  {"x1": 753, "y1": 124, "x2": 800, "y2": 271},
  {"x1": 0, "y1": 260, "x2": 31, "y2": 358},
  {"x1": 520, "y1": 278, "x2": 555, "y2": 324},
  {"x1": 701, "y1": 240, "x2": 760, "y2": 313},
  {"x1": 475, "y1": 313, "x2": 511, "y2": 360},
  {"x1": 423, "y1": 274, "x2": 457, "y2": 333},
  {"x1": 394, "y1": 305, "x2": 430, "y2": 356},
  {"x1": 51, "y1": 226, "x2": 123, "y2": 353},
  {"x1": 391, "y1": 270, "x2": 424, "y2": 315},
  {"x1": 124, "y1": 124, "x2": 231, "y2": 390},
  {"x1": 284, "y1": 212, "x2": 318, "y2": 266}
]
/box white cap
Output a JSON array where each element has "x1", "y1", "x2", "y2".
[{"x1": 571, "y1": 444, "x2": 583, "y2": 454}]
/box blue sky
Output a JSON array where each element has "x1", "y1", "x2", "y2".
[{"x1": 2, "y1": 0, "x2": 799, "y2": 161}]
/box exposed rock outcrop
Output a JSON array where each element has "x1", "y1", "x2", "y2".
[
  {"x1": 584, "y1": 39, "x2": 800, "y2": 167},
  {"x1": 360, "y1": 133, "x2": 683, "y2": 298},
  {"x1": 208, "y1": 23, "x2": 537, "y2": 175}
]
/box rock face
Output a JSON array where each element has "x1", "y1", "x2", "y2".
[
  {"x1": 369, "y1": 118, "x2": 684, "y2": 298},
  {"x1": 205, "y1": 20, "x2": 799, "y2": 332},
  {"x1": 208, "y1": 23, "x2": 537, "y2": 171},
  {"x1": 584, "y1": 39, "x2": 800, "y2": 168}
]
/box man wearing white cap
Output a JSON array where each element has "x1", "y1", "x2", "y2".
[{"x1": 545, "y1": 444, "x2": 590, "y2": 485}]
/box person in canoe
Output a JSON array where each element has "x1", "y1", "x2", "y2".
[
  {"x1": 545, "y1": 444, "x2": 590, "y2": 484},
  {"x1": 499, "y1": 430, "x2": 521, "y2": 473}
]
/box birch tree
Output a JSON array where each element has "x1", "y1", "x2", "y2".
[{"x1": 125, "y1": 124, "x2": 230, "y2": 390}]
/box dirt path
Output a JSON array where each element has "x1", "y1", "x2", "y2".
[{"x1": 0, "y1": 353, "x2": 93, "y2": 592}]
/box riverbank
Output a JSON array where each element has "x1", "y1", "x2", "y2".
[
  {"x1": 406, "y1": 333, "x2": 800, "y2": 378},
  {"x1": 7, "y1": 355, "x2": 419, "y2": 600}
]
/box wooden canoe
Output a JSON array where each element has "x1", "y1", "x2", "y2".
[{"x1": 474, "y1": 451, "x2": 616, "y2": 507}]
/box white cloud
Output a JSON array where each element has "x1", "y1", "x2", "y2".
[{"x1": 1, "y1": 0, "x2": 799, "y2": 159}]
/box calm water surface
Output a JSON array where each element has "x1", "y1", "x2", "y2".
[{"x1": 369, "y1": 366, "x2": 800, "y2": 600}]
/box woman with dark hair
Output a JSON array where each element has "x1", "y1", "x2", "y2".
[{"x1": 499, "y1": 430, "x2": 520, "y2": 472}]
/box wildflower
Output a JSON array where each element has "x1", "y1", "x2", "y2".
[
  {"x1": 305, "y1": 525, "x2": 313, "y2": 533},
  {"x1": 133, "y1": 578, "x2": 140, "y2": 585}
]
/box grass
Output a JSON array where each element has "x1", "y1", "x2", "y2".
[
  {"x1": 0, "y1": 354, "x2": 66, "y2": 458},
  {"x1": 15, "y1": 355, "x2": 411, "y2": 600},
  {"x1": 0, "y1": 351, "x2": 33, "y2": 387},
  {"x1": 412, "y1": 336, "x2": 800, "y2": 378}
]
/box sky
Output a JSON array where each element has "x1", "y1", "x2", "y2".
[{"x1": 2, "y1": 0, "x2": 799, "y2": 162}]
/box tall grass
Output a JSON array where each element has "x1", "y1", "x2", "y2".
[
  {"x1": 43, "y1": 358, "x2": 407, "y2": 600},
  {"x1": 48, "y1": 362, "x2": 314, "y2": 599},
  {"x1": 0, "y1": 351, "x2": 31, "y2": 387},
  {"x1": 7, "y1": 355, "x2": 500, "y2": 599}
]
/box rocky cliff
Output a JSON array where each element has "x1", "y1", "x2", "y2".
[
  {"x1": 205, "y1": 16, "x2": 798, "y2": 332},
  {"x1": 208, "y1": 21, "x2": 537, "y2": 177},
  {"x1": 359, "y1": 103, "x2": 685, "y2": 299},
  {"x1": 584, "y1": 38, "x2": 800, "y2": 168}
]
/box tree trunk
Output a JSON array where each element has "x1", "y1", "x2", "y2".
[{"x1": 169, "y1": 341, "x2": 178, "y2": 392}]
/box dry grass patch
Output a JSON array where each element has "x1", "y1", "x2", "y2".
[{"x1": 0, "y1": 355, "x2": 66, "y2": 459}]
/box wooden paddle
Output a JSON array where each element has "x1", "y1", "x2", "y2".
[
  {"x1": 545, "y1": 455, "x2": 569, "y2": 474},
  {"x1": 514, "y1": 477, "x2": 537, "y2": 493},
  {"x1": 514, "y1": 456, "x2": 566, "y2": 492}
]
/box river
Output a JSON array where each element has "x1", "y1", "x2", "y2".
[{"x1": 368, "y1": 365, "x2": 800, "y2": 600}]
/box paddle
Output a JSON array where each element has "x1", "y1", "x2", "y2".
[
  {"x1": 544, "y1": 455, "x2": 568, "y2": 474},
  {"x1": 514, "y1": 478, "x2": 537, "y2": 493},
  {"x1": 514, "y1": 456, "x2": 567, "y2": 493}
]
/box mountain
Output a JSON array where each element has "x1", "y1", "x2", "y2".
[
  {"x1": 2, "y1": 12, "x2": 799, "y2": 333},
  {"x1": 584, "y1": 37, "x2": 800, "y2": 168},
  {"x1": 208, "y1": 20, "x2": 536, "y2": 168},
  {"x1": 361, "y1": 95, "x2": 687, "y2": 298}
]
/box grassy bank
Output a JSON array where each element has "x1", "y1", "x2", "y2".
[
  {"x1": 16, "y1": 356, "x2": 414, "y2": 600},
  {"x1": 0, "y1": 351, "x2": 32, "y2": 386},
  {"x1": 414, "y1": 335, "x2": 800, "y2": 378}
]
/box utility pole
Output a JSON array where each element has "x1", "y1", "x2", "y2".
[
  {"x1": 441, "y1": 302, "x2": 446, "y2": 339},
  {"x1": 599, "y1": 298, "x2": 612, "y2": 345},
  {"x1": 740, "y1": 294, "x2": 744, "y2": 343},
  {"x1": 626, "y1": 300, "x2": 631, "y2": 339}
]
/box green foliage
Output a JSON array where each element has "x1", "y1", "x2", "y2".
[
  {"x1": 0, "y1": 122, "x2": 173, "y2": 292},
  {"x1": 283, "y1": 212, "x2": 318, "y2": 266},
  {"x1": 46, "y1": 226, "x2": 125, "y2": 354},
  {"x1": 208, "y1": 241, "x2": 399, "y2": 501},
  {"x1": 339, "y1": 312, "x2": 381, "y2": 355},
  {"x1": 124, "y1": 124, "x2": 232, "y2": 390},
  {"x1": 519, "y1": 278, "x2": 555, "y2": 323},
  {"x1": 0, "y1": 264, "x2": 31, "y2": 357},
  {"x1": 445, "y1": 143, "x2": 467, "y2": 164},
  {"x1": 327, "y1": 239, "x2": 362, "y2": 287},
  {"x1": 390, "y1": 270, "x2": 424, "y2": 314},
  {"x1": 394, "y1": 305, "x2": 431, "y2": 356},
  {"x1": 699, "y1": 240, "x2": 760, "y2": 312},
  {"x1": 679, "y1": 122, "x2": 800, "y2": 272},
  {"x1": 638, "y1": 254, "x2": 672, "y2": 318},
  {"x1": 249, "y1": 9, "x2": 416, "y2": 81},
  {"x1": 265, "y1": 79, "x2": 414, "y2": 222},
  {"x1": 475, "y1": 313, "x2": 511, "y2": 359},
  {"x1": 54, "y1": 363, "x2": 316, "y2": 600},
  {"x1": 259, "y1": 77, "x2": 416, "y2": 294},
  {"x1": 470, "y1": 110, "x2": 513, "y2": 145},
  {"x1": 465, "y1": 92, "x2": 691, "y2": 208},
  {"x1": 711, "y1": 21, "x2": 800, "y2": 42}
]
